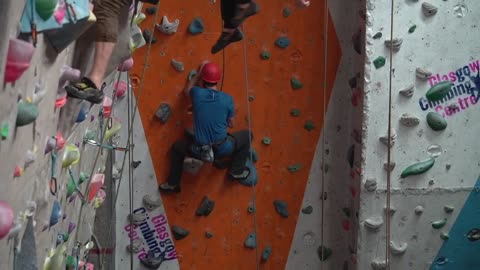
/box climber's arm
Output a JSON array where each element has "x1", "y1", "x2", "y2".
[{"x1": 183, "y1": 61, "x2": 209, "y2": 99}]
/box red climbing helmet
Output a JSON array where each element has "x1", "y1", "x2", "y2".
[{"x1": 200, "y1": 62, "x2": 221, "y2": 83}]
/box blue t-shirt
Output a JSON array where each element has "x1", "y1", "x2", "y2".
[{"x1": 190, "y1": 86, "x2": 234, "y2": 157}]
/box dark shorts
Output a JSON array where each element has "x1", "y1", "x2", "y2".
[{"x1": 93, "y1": 0, "x2": 133, "y2": 42}]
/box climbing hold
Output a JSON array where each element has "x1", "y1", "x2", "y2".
[
  {"x1": 44, "y1": 137, "x2": 56, "y2": 154},
  {"x1": 35, "y1": 0, "x2": 57, "y2": 20},
  {"x1": 65, "y1": 256, "x2": 77, "y2": 269},
  {"x1": 440, "y1": 232, "x2": 449, "y2": 240},
  {"x1": 290, "y1": 77, "x2": 303, "y2": 90},
  {"x1": 347, "y1": 145, "x2": 354, "y2": 168},
  {"x1": 426, "y1": 112, "x2": 447, "y2": 131},
  {"x1": 128, "y1": 212, "x2": 147, "y2": 225},
  {"x1": 432, "y1": 218, "x2": 447, "y2": 229},
  {"x1": 399, "y1": 84, "x2": 415, "y2": 97},
  {"x1": 5, "y1": 39, "x2": 34, "y2": 83},
  {"x1": 304, "y1": 120, "x2": 315, "y2": 131},
  {"x1": 157, "y1": 15, "x2": 180, "y2": 35},
  {"x1": 83, "y1": 129, "x2": 96, "y2": 141},
  {"x1": 302, "y1": 205, "x2": 313, "y2": 214},
  {"x1": 188, "y1": 17, "x2": 204, "y2": 35},
  {"x1": 127, "y1": 238, "x2": 143, "y2": 253},
  {"x1": 283, "y1": 7, "x2": 291, "y2": 17},
  {"x1": 105, "y1": 118, "x2": 122, "y2": 140},
  {"x1": 134, "y1": 13, "x2": 146, "y2": 25},
  {"x1": 444, "y1": 205, "x2": 454, "y2": 214},
  {"x1": 76, "y1": 103, "x2": 88, "y2": 123},
  {"x1": 317, "y1": 245, "x2": 332, "y2": 261},
  {"x1": 399, "y1": 113, "x2": 420, "y2": 127},
  {"x1": 373, "y1": 32, "x2": 382, "y2": 39},
  {"x1": 467, "y1": 228, "x2": 480, "y2": 241},
  {"x1": 352, "y1": 30, "x2": 362, "y2": 54},
  {"x1": 238, "y1": 160, "x2": 258, "y2": 186},
  {"x1": 87, "y1": 174, "x2": 104, "y2": 202},
  {"x1": 260, "y1": 50, "x2": 270, "y2": 60},
  {"x1": 32, "y1": 82, "x2": 47, "y2": 104},
  {"x1": 55, "y1": 94, "x2": 67, "y2": 109},
  {"x1": 275, "y1": 37, "x2": 291, "y2": 49},
  {"x1": 66, "y1": 176, "x2": 76, "y2": 198},
  {"x1": 364, "y1": 216, "x2": 383, "y2": 231},
  {"x1": 1, "y1": 123, "x2": 8, "y2": 140},
  {"x1": 250, "y1": 148, "x2": 258, "y2": 162},
  {"x1": 140, "y1": 250, "x2": 165, "y2": 269},
  {"x1": 188, "y1": 70, "x2": 197, "y2": 81},
  {"x1": 247, "y1": 204, "x2": 256, "y2": 213},
  {"x1": 49, "y1": 200, "x2": 62, "y2": 227},
  {"x1": 171, "y1": 59, "x2": 185, "y2": 72},
  {"x1": 384, "y1": 206, "x2": 396, "y2": 216},
  {"x1": 78, "y1": 172, "x2": 89, "y2": 185},
  {"x1": 273, "y1": 200, "x2": 289, "y2": 218},
  {"x1": 389, "y1": 241, "x2": 407, "y2": 255},
  {"x1": 384, "y1": 38, "x2": 403, "y2": 51},
  {"x1": 422, "y1": 2, "x2": 438, "y2": 17},
  {"x1": 287, "y1": 163, "x2": 302, "y2": 173},
  {"x1": 195, "y1": 196, "x2": 215, "y2": 216},
  {"x1": 244, "y1": 233, "x2": 257, "y2": 249},
  {"x1": 172, "y1": 225, "x2": 189, "y2": 240},
  {"x1": 205, "y1": 231, "x2": 214, "y2": 238},
  {"x1": 114, "y1": 80, "x2": 128, "y2": 98},
  {"x1": 262, "y1": 137, "x2": 271, "y2": 145},
  {"x1": 364, "y1": 179, "x2": 377, "y2": 192},
  {"x1": 371, "y1": 259, "x2": 387, "y2": 270},
  {"x1": 408, "y1": 25, "x2": 417, "y2": 33},
  {"x1": 132, "y1": 160, "x2": 141, "y2": 169},
  {"x1": 16, "y1": 102, "x2": 39, "y2": 127},
  {"x1": 118, "y1": 57, "x2": 134, "y2": 72},
  {"x1": 68, "y1": 222, "x2": 76, "y2": 234},
  {"x1": 416, "y1": 68, "x2": 432, "y2": 80},
  {"x1": 14, "y1": 165, "x2": 23, "y2": 177},
  {"x1": 94, "y1": 189, "x2": 106, "y2": 209},
  {"x1": 56, "y1": 132, "x2": 65, "y2": 150},
  {"x1": 379, "y1": 128, "x2": 397, "y2": 147},
  {"x1": 383, "y1": 162, "x2": 396, "y2": 171},
  {"x1": 143, "y1": 195, "x2": 162, "y2": 211},
  {"x1": 290, "y1": 108, "x2": 300, "y2": 117},
  {"x1": 62, "y1": 144, "x2": 80, "y2": 168},
  {"x1": 400, "y1": 158, "x2": 435, "y2": 178},
  {"x1": 426, "y1": 81, "x2": 454, "y2": 102},
  {"x1": 146, "y1": 7, "x2": 157, "y2": 15},
  {"x1": 155, "y1": 103, "x2": 172, "y2": 123},
  {"x1": 261, "y1": 246, "x2": 272, "y2": 262},
  {"x1": 56, "y1": 233, "x2": 64, "y2": 245},
  {"x1": 414, "y1": 206, "x2": 424, "y2": 215},
  {"x1": 373, "y1": 56, "x2": 386, "y2": 69},
  {"x1": 342, "y1": 208, "x2": 351, "y2": 217},
  {"x1": 142, "y1": 29, "x2": 157, "y2": 44},
  {"x1": 0, "y1": 201, "x2": 14, "y2": 240},
  {"x1": 248, "y1": 95, "x2": 255, "y2": 101}
]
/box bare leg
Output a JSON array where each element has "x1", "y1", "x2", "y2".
[{"x1": 88, "y1": 41, "x2": 115, "y2": 89}]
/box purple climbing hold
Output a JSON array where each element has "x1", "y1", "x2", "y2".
[{"x1": 68, "y1": 222, "x2": 76, "y2": 234}]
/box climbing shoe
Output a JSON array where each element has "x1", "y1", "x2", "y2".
[
  {"x1": 229, "y1": 167, "x2": 250, "y2": 180},
  {"x1": 231, "y1": 1, "x2": 260, "y2": 28},
  {"x1": 158, "y1": 183, "x2": 181, "y2": 193},
  {"x1": 211, "y1": 29, "x2": 244, "y2": 54},
  {"x1": 65, "y1": 77, "x2": 104, "y2": 104}
]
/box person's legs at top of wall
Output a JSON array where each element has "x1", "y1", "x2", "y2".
[
  {"x1": 211, "y1": 0, "x2": 260, "y2": 54},
  {"x1": 65, "y1": 0, "x2": 132, "y2": 104}
]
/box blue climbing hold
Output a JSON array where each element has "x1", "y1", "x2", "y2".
[
  {"x1": 244, "y1": 233, "x2": 257, "y2": 249},
  {"x1": 275, "y1": 37, "x2": 291, "y2": 49},
  {"x1": 261, "y1": 246, "x2": 272, "y2": 261},
  {"x1": 238, "y1": 160, "x2": 258, "y2": 187},
  {"x1": 273, "y1": 200, "x2": 289, "y2": 218},
  {"x1": 189, "y1": 17, "x2": 204, "y2": 35},
  {"x1": 76, "y1": 103, "x2": 88, "y2": 123},
  {"x1": 49, "y1": 200, "x2": 62, "y2": 227}
]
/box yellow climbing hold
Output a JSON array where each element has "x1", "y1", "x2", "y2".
[{"x1": 62, "y1": 144, "x2": 80, "y2": 168}]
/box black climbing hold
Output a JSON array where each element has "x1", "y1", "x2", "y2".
[
  {"x1": 132, "y1": 160, "x2": 141, "y2": 168},
  {"x1": 317, "y1": 245, "x2": 332, "y2": 261},
  {"x1": 287, "y1": 164, "x2": 302, "y2": 173},
  {"x1": 301, "y1": 205, "x2": 313, "y2": 214},
  {"x1": 262, "y1": 137, "x2": 271, "y2": 145},
  {"x1": 244, "y1": 233, "x2": 257, "y2": 249},
  {"x1": 373, "y1": 32, "x2": 382, "y2": 39},
  {"x1": 140, "y1": 250, "x2": 165, "y2": 269},
  {"x1": 409, "y1": 25, "x2": 417, "y2": 34},
  {"x1": 261, "y1": 246, "x2": 272, "y2": 262},
  {"x1": 352, "y1": 30, "x2": 362, "y2": 54},
  {"x1": 195, "y1": 196, "x2": 215, "y2": 216},
  {"x1": 467, "y1": 228, "x2": 480, "y2": 242},
  {"x1": 205, "y1": 231, "x2": 214, "y2": 238},
  {"x1": 146, "y1": 7, "x2": 157, "y2": 15},
  {"x1": 249, "y1": 95, "x2": 255, "y2": 101},
  {"x1": 348, "y1": 75, "x2": 358, "y2": 89},
  {"x1": 155, "y1": 103, "x2": 171, "y2": 123},
  {"x1": 273, "y1": 200, "x2": 289, "y2": 218},
  {"x1": 143, "y1": 29, "x2": 157, "y2": 44},
  {"x1": 342, "y1": 207, "x2": 351, "y2": 217},
  {"x1": 290, "y1": 78, "x2": 303, "y2": 90},
  {"x1": 347, "y1": 144, "x2": 354, "y2": 168},
  {"x1": 260, "y1": 51, "x2": 270, "y2": 60},
  {"x1": 282, "y1": 7, "x2": 291, "y2": 17},
  {"x1": 290, "y1": 108, "x2": 300, "y2": 117},
  {"x1": 304, "y1": 120, "x2": 315, "y2": 131},
  {"x1": 275, "y1": 37, "x2": 291, "y2": 49},
  {"x1": 189, "y1": 17, "x2": 204, "y2": 35},
  {"x1": 172, "y1": 225, "x2": 189, "y2": 240},
  {"x1": 247, "y1": 204, "x2": 256, "y2": 213}
]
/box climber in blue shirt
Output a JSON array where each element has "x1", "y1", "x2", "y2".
[{"x1": 159, "y1": 61, "x2": 252, "y2": 193}]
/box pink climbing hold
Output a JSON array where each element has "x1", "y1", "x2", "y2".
[
  {"x1": 0, "y1": 200, "x2": 14, "y2": 239},
  {"x1": 342, "y1": 220, "x2": 351, "y2": 231},
  {"x1": 118, "y1": 57, "x2": 134, "y2": 71},
  {"x1": 53, "y1": 3, "x2": 66, "y2": 24},
  {"x1": 102, "y1": 97, "x2": 112, "y2": 118},
  {"x1": 56, "y1": 132, "x2": 65, "y2": 150},
  {"x1": 79, "y1": 261, "x2": 94, "y2": 270},
  {"x1": 5, "y1": 39, "x2": 34, "y2": 83},
  {"x1": 14, "y1": 165, "x2": 23, "y2": 177},
  {"x1": 88, "y1": 174, "x2": 105, "y2": 202},
  {"x1": 55, "y1": 94, "x2": 67, "y2": 109},
  {"x1": 114, "y1": 80, "x2": 128, "y2": 98}
]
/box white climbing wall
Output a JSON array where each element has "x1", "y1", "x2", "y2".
[{"x1": 359, "y1": 0, "x2": 480, "y2": 269}]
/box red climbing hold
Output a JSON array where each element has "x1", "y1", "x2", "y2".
[
  {"x1": 5, "y1": 39, "x2": 34, "y2": 83},
  {"x1": 0, "y1": 200, "x2": 14, "y2": 239},
  {"x1": 342, "y1": 220, "x2": 351, "y2": 231}
]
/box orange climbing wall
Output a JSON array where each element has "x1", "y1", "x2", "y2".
[{"x1": 131, "y1": 0, "x2": 341, "y2": 268}]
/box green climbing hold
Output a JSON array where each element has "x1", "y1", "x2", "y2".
[
  {"x1": 440, "y1": 232, "x2": 449, "y2": 240},
  {"x1": 63, "y1": 232, "x2": 69, "y2": 241},
  {"x1": 426, "y1": 81, "x2": 454, "y2": 102},
  {"x1": 244, "y1": 233, "x2": 257, "y2": 249},
  {"x1": 205, "y1": 231, "x2": 214, "y2": 238},
  {"x1": 287, "y1": 163, "x2": 302, "y2": 173},
  {"x1": 35, "y1": 0, "x2": 57, "y2": 20},
  {"x1": 78, "y1": 172, "x2": 89, "y2": 185},
  {"x1": 66, "y1": 177, "x2": 76, "y2": 198},
  {"x1": 317, "y1": 245, "x2": 332, "y2": 261},
  {"x1": 188, "y1": 17, "x2": 204, "y2": 35},
  {"x1": 400, "y1": 158, "x2": 435, "y2": 178},
  {"x1": 260, "y1": 51, "x2": 271, "y2": 60},
  {"x1": 432, "y1": 218, "x2": 447, "y2": 229},
  {"x1": 16, "y1": 102, "x2": 39, "y2": 127},
  {"x1": 408, "y1": 25, "x2": 417, "y2": 33},
  {"x1": 1, "y1": 123, "x2": 8, "y2": 140},
  {"x1": 373, "y1": 32, "x2": 382, "y2": 39},
  {"x1": 373, "y1": 56, "x2": 386, "y2": 69},
  {"x1": 247, "y1": 204, "x2": 256, "y2": 213},
  {"x1": 65, "y1": 255, "x2": 77, "y2": 268},
  {"x1": 261, "y1": 246, "x2": 272, "y2": 262},
  {"x1": 282, "y1": 7, "x2": 291, "y2": 17},
  {"x1": 302, "y1": 205, "x2": 313, "y2": 214},
  {"x1": 290, "y1": 108, "x2": 300, "y2": 117},
  {"x1": 427, "y1": 112, "x2": 447, "y2": 131},
  {"x1": 262, "y1": 137, "x2": 271, "y2": 145},
  {"x1": 304, "y1": 120, "x2": 315, "y2": 131},
  {"x1": 290, "y1": 78, "x2": 303, "y2": 90},
  {"x1": 84, "y1": 130, "x2": 96, "y2": 141}
]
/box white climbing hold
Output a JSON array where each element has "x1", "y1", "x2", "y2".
[
  {"x1": 379, "y1": 128, "x2": 397, "y2": 147},
  {"x1": 128, "y1": 212, "x2": 147, "y2": 225},
  {"x1": 371, "y1": 259, "x2": 387, "y2": 270},
  {"x1": 127, "y1": 238, "x2": 144, "y2": 253},
  {"x1": 427, "y1": 144, "x2": 442, "y2": 158},
  {"x1": 422, "y1": 2, "x2": 438, "y2": 17},
  {"x1": 384, "y1": 38, "x2": 403, "y2": 51},
  {"x1": 143, "y1": 195, "x2": 163, "y2": 211},
  {"x1": 171, "y1": 59, "x2": 185, "y2": 72},
  {"x1": 383, "y1": 162, "x2": 396, "y2": 171},
  {"x1": 399, "y1": 85, "x2": 415, "y2": 97},
  {"x1": 384, "y1": 206, "x2": 396, "y2": 216},
  {"x1": 156, "y1": 16, "x2": 180, "y2": 34},
  {"x1": 389, "y1": 241, "x2": 407, "y2": 255},
  {"x1": 416, "y1": 68, "x2": 432, "y2": 80},
  {"x1": 24, "y1": 149, "x2": 36, "y2": 169},
  {"x1": 414, "y1": 205, "x2": 424, "y2": 215},
  {"x1": 364, "y1": 216, "x2": 384, "y2": 231},
  {"x1": 364, "y1": 179, "x2": 377, "y2": 192},
  {"x1": 32, "y1": 82, "x2": 47, "y2": 105},
  {"x1": 399, "y1": 113, "x2": 420, "y2": 127}
]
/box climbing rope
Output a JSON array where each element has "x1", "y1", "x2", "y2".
[
  {"x1": 320, "y1": 0, "x2": 329, "y2": 267},
  {"x1": 385, "y1": 0, "x2": 395, "y2": 268}
]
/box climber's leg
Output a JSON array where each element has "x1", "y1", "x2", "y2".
[{"x1": 65, "y1": 0, "x2": 132, "y2": 104}]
